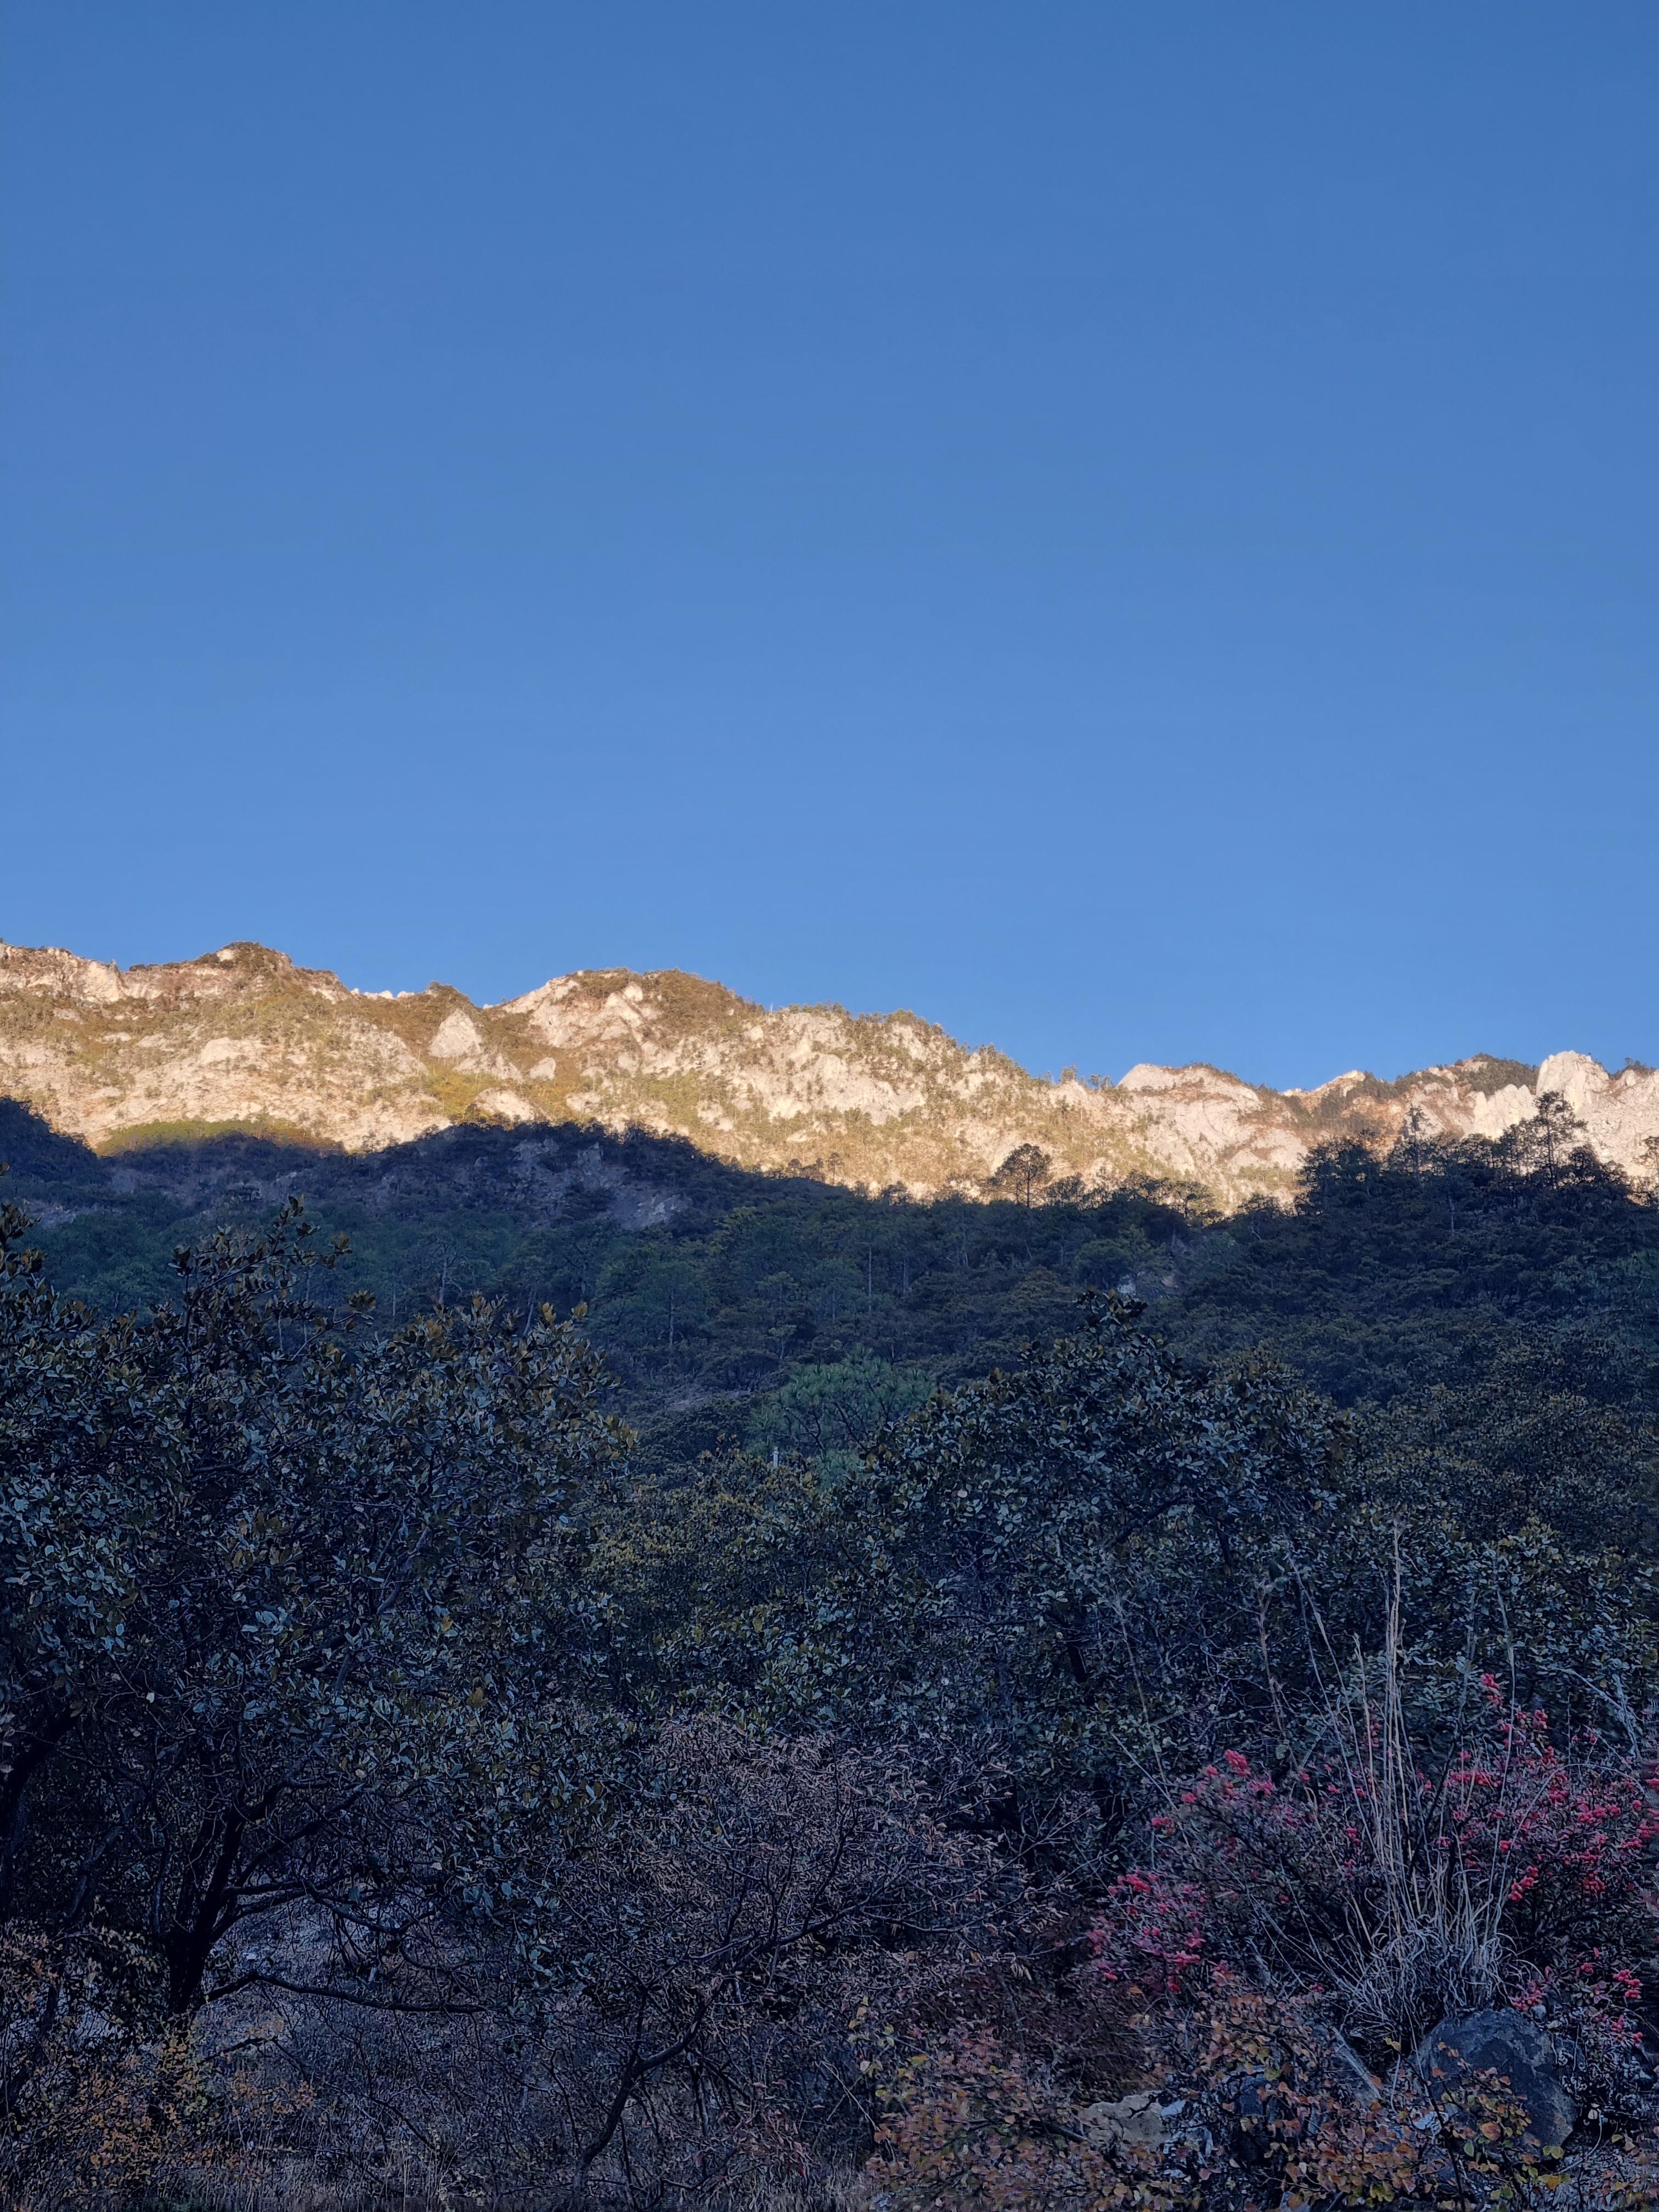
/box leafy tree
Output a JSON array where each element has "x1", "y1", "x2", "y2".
[
  {"x1": 1514, "y1": 1087, "x2": 1587, "y2": 1190},
  {"x1": 746, "y1": 1347, "x2": 932, "y2": 1471},
  {"x1": 986, "y1": 1143, "x2": 1053, "y2": 1210},
  {"x1": 602, "y1": 1300, "x2": 1356, "y2": 1838},
  {"x1": 0, "y1": 1196, "x2": 623, "y2": 2024},
  {"x1": 594, "y1": 1234, "x2": 709, "y2": 1358},
  {"x1": 856, "y1": 1297, "x2": 1351, "y2": 1805}
]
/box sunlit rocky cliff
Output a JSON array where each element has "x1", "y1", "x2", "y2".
[{"x1": 2, "y1": 937, "x2": 1654, "y2": 1207}]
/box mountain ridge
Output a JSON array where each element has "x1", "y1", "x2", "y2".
[{"x1": 3, "y1": 935, "x2": 1655, "y2": 1207}]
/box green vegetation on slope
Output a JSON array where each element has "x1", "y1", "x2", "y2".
[
  {"x1": 5, "y1": 1082, "x2": 1659, "y2": 2204},
  {"x1": 8, "y1": 1089, "x2": 1659, "y2": 1468}
]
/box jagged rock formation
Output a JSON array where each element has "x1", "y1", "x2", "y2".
[{"x1": 2, "y1": 937, "x2": 1655, "y2": 1208}]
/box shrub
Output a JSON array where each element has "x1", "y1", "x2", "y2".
[{"x1": 1094, "y1": 1673, "x2": 1659, "y2": 2070}]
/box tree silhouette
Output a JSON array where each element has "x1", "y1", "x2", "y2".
[{"x1": 987, "y1": 1143, "x2": 1052, "y2": 1211}]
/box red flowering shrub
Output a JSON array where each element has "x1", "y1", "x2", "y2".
[
  {"x1": 1091, "y1": 1676, "x2": 1659, "y2": 2072},
  {"x1": 1090, "y1": 1868, "x2": 1212, "y2": 2004},
  {"x1": 871, "y1": 1612, "x2": 1659, "y2": 2212}
]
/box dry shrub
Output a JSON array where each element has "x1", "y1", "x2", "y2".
[
  {"x1": 870, "y1": 1979, "x2": 1659, "y2": 2211},
  {"x1": 179, "y1": 1720, "x2": 996, "y2": 2209},
  {"x1": 0, "y1": 1926, "x2": 309, "y2": 2209},
  {"x1": 868, "y1": 2025, "x2": 1174, "y2": 2211}
]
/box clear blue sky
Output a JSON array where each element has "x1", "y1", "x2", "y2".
[{"x1": 5, "y1": 4, "x2": 1656, "y2": 1089}]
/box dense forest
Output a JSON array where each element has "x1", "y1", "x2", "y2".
[{"x1": 4, "y1": 1093, "x2": 1659, "y2": 2207}]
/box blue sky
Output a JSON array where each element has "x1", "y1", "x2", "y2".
[{"x1": 5, "y1": 4, "x2": 1656, "y2": 1090}]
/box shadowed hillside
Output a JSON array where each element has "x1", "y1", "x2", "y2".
[{"x1": 9, "y1": 1086, "x2": 1659, "y2": 1466}]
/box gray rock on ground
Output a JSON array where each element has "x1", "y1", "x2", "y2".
[
  {"x1": 1079, "y1": 2090, "x2": 1164, "y2": 2148},
  {"x1": 1414, "y1": 2008, "x2": 1577, "y2": 2152}
]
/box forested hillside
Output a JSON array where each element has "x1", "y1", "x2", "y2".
[
  {"x1": 8, "y1": 1087, "x2": 1659, "y2": 1469},
  {"x1": 5, "y1": 1091, "x2": 1659, "y2": 2206}
]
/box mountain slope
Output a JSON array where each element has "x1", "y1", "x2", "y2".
[{"x1": 2, "y1": 936, "x2": 1655, "y2": 1206}]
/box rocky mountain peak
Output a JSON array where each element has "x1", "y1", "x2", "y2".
[{"x1": 1, "y1": 936, "x2": 1653, "y2": 1207}]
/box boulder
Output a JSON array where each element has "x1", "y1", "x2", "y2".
[
  {"x1": 1414, "y1": 2009, "x2": 1576, "y2": 2152},
  {"x1": 1079, "y1": 2090, "x2": 1163, "y2": 2149}
]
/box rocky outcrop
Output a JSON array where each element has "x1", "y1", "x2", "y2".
[
  {"x1": 1, "y1": 938, "x2": 1652, "y2": 1209},
  {"x1": 0, "y1": 941, "x2": 443, "y2": 1154},
  {"x1": 1415, "y1": 2010, "x2": 1577, "y2": 2152}
]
